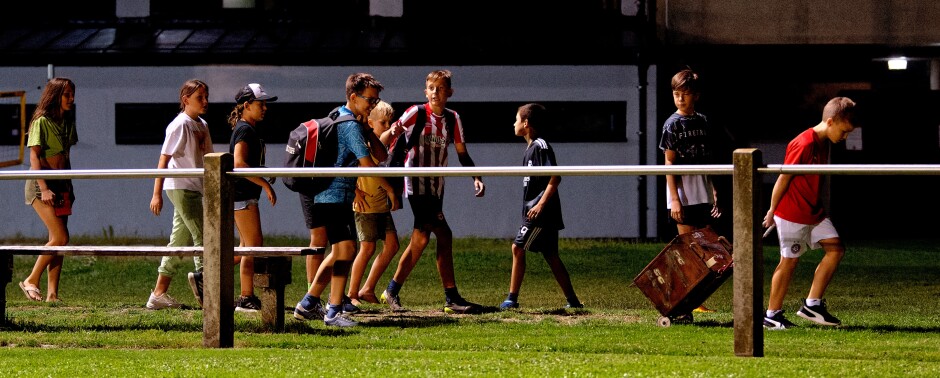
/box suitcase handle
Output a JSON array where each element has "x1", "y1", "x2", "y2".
[{"x1": 689, "y1": 241, "x2": 734, "y2": 275}]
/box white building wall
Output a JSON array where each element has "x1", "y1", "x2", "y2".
[{"x1": 0, "y1": 65, "x2": 658, "y2": 239}]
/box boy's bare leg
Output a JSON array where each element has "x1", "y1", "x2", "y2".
[
  {"x1": 306, "y1": 227, "x2": 327, "y2": 286},
  {"x1": 309, "y1": 252, "x2": 335, "y2": 297},
  {"x1": 808, "y1": 239, "x2": 845, "y2": 300},
  {"x1": 347, "y1": 241, "x2": 376, "y2": 302},
  {"x1": 391, "y1": 228, "x2": 431, "y2": 285},
  {"x1": 543, "y1": 252, "x2": 577, "y2": 301},
  {"x1": 328, "y1": 240, "x2": 356, "y2": 306},
  {"x1": 433, "y1": 225, "x2": 456, "y2": 288},
  {"x1": 360, "y1": 232, "x2": 400, "y2": 301},
  {"x1": 508, "y1": 243, "x2": 526, "y2": 294},
  {"x1": 768, "y1": 257, "x2": 800, "y2": 310}
]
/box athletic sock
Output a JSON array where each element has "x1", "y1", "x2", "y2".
[
  {"x1": 805, "y1": 298, "x2": 821, "y2": 307},
  {"x1": 326, "y1": 304, "x2": 342, "y2": 318},
  {"x1": 766, "y1": 309, "x2": 782, "y2": 318},
  {"x1": 299, "y1": 294, "x2": 319, "y2": 310},
  {"x1": 387, "y1": 279, "x2": 402, "y2": 297},
  {"x1": 444, "y1": 287, "x2": 461, "y2": 304},
  {"x1": 506, "y1": 292, "x2": 519, "y2": 302}
]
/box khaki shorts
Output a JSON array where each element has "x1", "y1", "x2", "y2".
[
  {"x1": 355, "y1": 212, "x2": 397, "y2": 242},
  {"x1": 25, "y1": 179, "x2": 73, "y2": 213}
]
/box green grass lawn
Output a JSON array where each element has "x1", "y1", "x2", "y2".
[{"x1": 2, "y1": 236, "x2": 940, "y2": 377}]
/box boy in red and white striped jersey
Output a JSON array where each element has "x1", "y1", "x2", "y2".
[{"x1": 381, "y1": 69, "x2": 486, "y2": 314}]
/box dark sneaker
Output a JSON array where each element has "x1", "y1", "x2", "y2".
[
  {"x1": 187, "y1": 271, "x2": 204, "y2": 307},
  {"x1": 342, "y1": 295, "x2": 360, "y2": 314},
  {"x1": 499, "y1": 299, "x2": 519, "y2": 311},
  {"x1": 764, "y1": 310, "x2": 796, "y2": 330},
  {"x1": 444, "y1": 298, "x2": 482, "y2": 314},
  {"x1": 324, "y1": 313, "x2": 358, "y2": 327},
  {"x1": 564, "y1": 300, "x2": 584, "y2": 309},
  {"x1": 797, "y1": 300, "x2": 841, "y2": 326},
  {"x1": 293, "y1": 300, "x2": 326, "y2": 321},
  {"x1": 235, "y1": 295, "x2": 262, "y2": 312},
  {"x1": 380, "y1": 289, "x2": 406, "y2": 312}
]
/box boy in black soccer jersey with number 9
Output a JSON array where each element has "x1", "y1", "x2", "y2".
[{"x1": 498, "y1": 103, "x2": 582, "y2": 311}]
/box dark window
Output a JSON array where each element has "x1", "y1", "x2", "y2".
[
  {"x1": 0, "y1": 98, "x2": 32, "y2": 146},
  {"x1": 114, "y1": 102, "x2": 340, "y2": 145},
  {"x1": 115, "y1": 101, "x2": 627, "y2": 145},
  {"x1": 446, "y1": 101, "x2": 627, "y2": 143},
  {"x1": 0, "y1": 1, "x2": 114, "y2": 24},
  {"x1": 0, "y1": 105, "x2": 25, "y2": 146}
]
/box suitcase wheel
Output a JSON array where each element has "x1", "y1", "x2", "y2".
[{"x1": 657, "y1": 316, "x2": 671, "y2": 327}]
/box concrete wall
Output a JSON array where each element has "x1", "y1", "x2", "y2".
[{"x1": 0, "y1": 65, "x2": 659, "y2": 239}]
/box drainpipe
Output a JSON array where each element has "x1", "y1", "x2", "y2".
[{"x1": 635, "y1": 0, "x2": 655, "y2": 240}]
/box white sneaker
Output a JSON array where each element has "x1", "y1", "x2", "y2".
[
  {"x1": 324, "y1": 313, "x2": 358, "y2": 327},
  {"x1": 146, "y1": 291, "x2": 183, "y2": 310}
]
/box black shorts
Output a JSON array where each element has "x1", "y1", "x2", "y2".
[
  {"x1": 299, "y1": 192, "x2": 319, "y2": 229},
  {"x1": 408, "y1": 195, "x2": 448, "y2": 230},
  {"x1": 513, "y1": 224, "x2": 558, "y2": 254},
  {"x1": 666, "y1": 203, "x2": 713, "y2": 228},
  {"x1": 306, "y1": 202, "x2": 356, "y2": 245}
]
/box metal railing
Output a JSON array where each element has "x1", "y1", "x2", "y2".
[{"x1": 5, "y1": 149, "x2": 940, "y2": 352}]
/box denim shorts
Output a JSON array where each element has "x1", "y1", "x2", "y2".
[{"x1": 234, "y1": 198, "x2": 259, "y2": 211}]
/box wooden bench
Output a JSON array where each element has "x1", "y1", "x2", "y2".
[{"x1": 0, "y1": 246, "x2": 313, "y2": 332}]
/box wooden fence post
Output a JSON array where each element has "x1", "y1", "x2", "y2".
[
  {"x1": 733, "y1": 148, "x2": 764, "y2": 357},
  {"x1": 1, "y1": 255, "x2": 11, "y2": 325},
  {"x1": 202, "y1": 153, "x2": 235, "y2": 348}
]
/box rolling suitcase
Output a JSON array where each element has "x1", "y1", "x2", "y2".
[{"x1": 633, "y1": 227, "x2": 733, "y2": 327}]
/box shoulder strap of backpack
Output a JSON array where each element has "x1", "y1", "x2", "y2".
[
  {"x1": 333, "y1": 114, "x2": 357, "y2": 124},
  {"x1": 301, "y1": 119, "x2": 319, "y2": 163},
  {"x1": 408, "y1": 105, "x2": 427, "y2": 149},
  {"x1": 326, "y1": 105, "x2": 358, "y2": 125},
  {"x1": 442, "y1": 108, "x2": 456, "y2": 143}
]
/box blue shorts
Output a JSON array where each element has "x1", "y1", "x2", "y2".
[{"x1": 234, "y1": 198, "x2": 259, "y2": 211}]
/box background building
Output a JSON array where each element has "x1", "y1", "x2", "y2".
[{"x1": 1, "y1": 1, "x2": 937, "y2": 240}]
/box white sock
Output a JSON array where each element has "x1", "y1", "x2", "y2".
[
  {"x1": 766, "y1": 309, "x2": 781, "y2": 318},
  {"x1": 805, "y1": 298, "x2": 821, "y2": 307}
]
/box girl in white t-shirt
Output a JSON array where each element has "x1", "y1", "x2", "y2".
[{"x1": 146, "y1": 79, "x2": 214, "y2": 310}]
